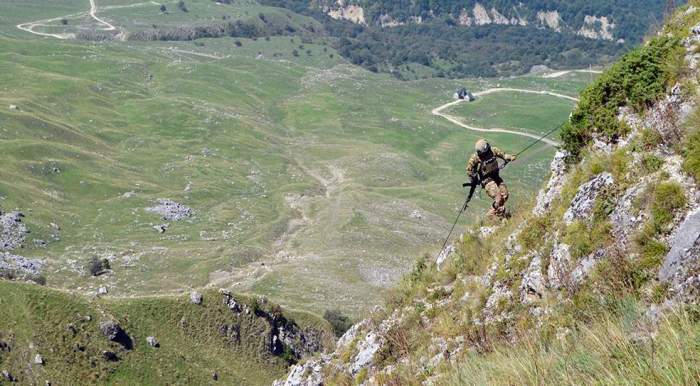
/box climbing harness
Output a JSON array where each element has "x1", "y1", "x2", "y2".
[{"x1": 436, "y1": 124, "x2": 562, "y2": 258}]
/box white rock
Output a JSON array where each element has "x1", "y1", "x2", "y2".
[
  {"x1": 189, "y1": 291, "x2": 203, "y2": 305},
  {"x1": 146, "y1": 336, "x2": 159, "y2": 347},
  {"x1": 520, "y1": 253, "x2": 545, "y2": 303},
  {"x1": 547, "y1": 240, "x2": 571, "y2": 289},
  {"x1": 563, "y1": 172, "x2": 614, "y2": 225},
  {"x1": 533, "y1": 150, "x2": 569, "y2": 216}
]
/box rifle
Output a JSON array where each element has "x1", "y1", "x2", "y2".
[{"x1": 461, "y1": 177, "x2": 480, "y2": 211}]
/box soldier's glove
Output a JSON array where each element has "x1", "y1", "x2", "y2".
[{"x1": 505, "y1": 154, "x2": 517, "y2": 162}]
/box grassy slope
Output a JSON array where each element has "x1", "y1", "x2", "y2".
[
  {"x1": 0, "y1": 281, "x2": 333, "y2": 385},
  {"x1": 445, "y1": 91, "x2": 576, "y2": 136},
  {"x1": 0, "y1": 0, "x2": 591, "y2": 316}
]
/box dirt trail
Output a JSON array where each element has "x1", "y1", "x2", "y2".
[
  {"x1": 17, "y1": 0, "x2": 128, "y2": 39},
  {"x1": 89, "y1": 0, "x2": 117, "y2": 31},
  {"x1": 432, "y1": 87, "x2": 581, "y2": 147},
  {"x1": 542, "y1": 69, "x2": 603, "y2": 78}
]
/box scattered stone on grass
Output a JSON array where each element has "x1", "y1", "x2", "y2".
[{"x1": 146, "y1": 199, "x2": 193, "y2": 221}]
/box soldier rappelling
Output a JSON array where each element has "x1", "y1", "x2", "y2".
[
  {"x1": 438, "y1": 124, "x2": 560, "y2": 256},
  {"x1": 465, "y1": 139, "x2": 516, "y2": 219}
]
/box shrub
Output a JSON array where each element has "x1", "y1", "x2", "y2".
[
  {"x1": 324, "y1": 309, "x2": 353, "y2": 337},
  {"x1": 61, "y1": 18, "x2": 68, "y2": 25},
  {"x1": 292, "y1": 49, "x2": 299, "y2": 57},
  {"x1": 638, "y1": 128, "x2": 663, "y2": 150},
  {"x1": 234, "y1": 40, "x2": 242, "y2": 47},
  {"x1": 640, "y1": 153, "x2": 663, "y2": 174},
  {"x1": 159, "y1": 4, "x2": 166, "y2": 12},
  {"x1": 86, "y1": 257, "x2": 110, "y2": 276},
  {"x1": 177, "y1": 0, "x2": 188, "y2": 12},
  {"x1": 561, "y1": 37, "x2": 680, "y2": 158},
  {"x1": 28, "y1": 274, "x2": 47, "y2": 285}
]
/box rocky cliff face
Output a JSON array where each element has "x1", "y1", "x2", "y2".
[
  {"x1": 274, "y1": 8, "x2": 700, "y2": 386},
  {"x1": 320, "y1": 1, "x2": 622, "y2": 41}
]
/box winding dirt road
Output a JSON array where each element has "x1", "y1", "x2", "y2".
[
  {"x1": 89, "y1": 0, "x2": 117, "y2": 31},
  {"x1": 543, "y1": 69, "x2": 603, "y2": 78},
  {"x1": 432, "y1": 87, "x2": 581, "y2": 147},
  {"x1": 17, "y1": 0, "x2": 121, "y2": 39}
]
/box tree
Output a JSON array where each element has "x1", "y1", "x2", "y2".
[
  {"x1": 86, "y1": 257, "x2": 110, "y2": 276},
  {"x1": 323, "y1": 309, "x2": 353, "y2": 337}
]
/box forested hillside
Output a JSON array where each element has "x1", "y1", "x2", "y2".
[{"x1": 259, "y1": 0, "x2": 677, "y2": 78}]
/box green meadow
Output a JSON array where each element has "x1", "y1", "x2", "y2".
[{"x1": 0, "y1": 0, "x2": 594, "y2": 316}]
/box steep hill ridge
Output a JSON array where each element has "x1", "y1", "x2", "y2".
[
  {"x1": 275, "y1": 4, "x2": 700, "y2": 385},
  {"x1": 0, "y1": 282, "x2": 333, "y2": 384}
]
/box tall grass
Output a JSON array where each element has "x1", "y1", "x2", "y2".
[{"x1": 442, "y1": 305, "x2": 700, "y2": 385}]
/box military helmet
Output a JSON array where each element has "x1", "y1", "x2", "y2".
[{"x1": 475, "y1": 139, "x2": 491, "y2": 156}]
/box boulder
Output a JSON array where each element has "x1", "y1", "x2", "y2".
[
  {"x1": 146, "y1": 336, "x2": 159, "y2": 348},
  {"x1": 189, "y1": 291, "x2": 203, "y2": 305},
  {"x1": 563, "y1": 172, "x2": 614, "y2": 225},
  {"x1": 99, "y1": 320, "x2": 133, "y2": 349},
  {"x1": 220, "y1": 290, "x2": 246, "y2": 313},
  {"x1": 100, "y1": 320, "x2": 122, "y2": 341},
  {"x1": 34, "y1": 354, "x2": 44, "y2": 365},
  {"x1": 102, "y1": 351, "x2": 119, "y2": 361},
  {"x1": 2, "y1": 369, "x2": 15, "y2": 381}
]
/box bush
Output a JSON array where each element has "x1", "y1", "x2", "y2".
[
  {"x1": 234, "y1": 40, "x2": 242, "y2": 47},
  {"x1": 159, "y1": 4, "x2": 167, "y2": 12},
  {"x1": 640, "y1": 154, "x2": 663, "y2": 174},
  {"x1": 28, "y1": 274, "x2": 47, "y2": 285},
  {"x1": 323, "y1": 309, "x2": 353, "y2": 337},
  {"x1": 177, "y1": 0, "x2": 188, "y2": 12},
  {"x1": 86, "y1": 257, "x2": 110, "y2": 276},
  {"x1": 561, "y1": 36, "x2": 680, "y2": 158}
]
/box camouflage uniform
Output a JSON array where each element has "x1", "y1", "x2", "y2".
[{"x1": 466, "y1": 145, "x2": 515, "y2": 218}]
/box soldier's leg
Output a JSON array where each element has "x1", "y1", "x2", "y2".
[
  {"x1": 496, "y1": 182, "x2": 509, "y2": 217},
  {"x1": 484, "y1": 181, "x2": 500, "y2": 217}
]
